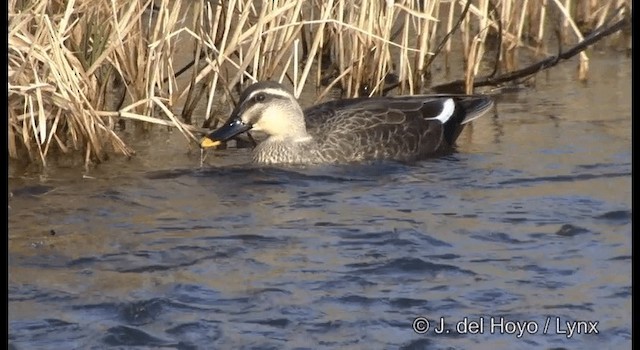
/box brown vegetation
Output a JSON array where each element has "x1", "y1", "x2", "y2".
[{"x1": 8, "y1": 0, "x2": 631, "y2": 168}]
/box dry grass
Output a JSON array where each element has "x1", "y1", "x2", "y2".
[
  {"x1": 8, "y1": 0, "x2": 198, "y2": 169},
  {"x1": 8, "y1": 0, "x2": 631, "y2": 168}
]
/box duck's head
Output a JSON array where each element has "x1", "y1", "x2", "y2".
[{"x1": 201, "y1": 81, "x2": 307, "y2": 148}]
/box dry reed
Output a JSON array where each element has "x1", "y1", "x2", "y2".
[{"x1": 8, "y1": 0, "x2": 631, "y2": 168}]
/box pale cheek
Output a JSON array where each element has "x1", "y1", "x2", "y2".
[
  {"x1": 251, "y1": 121, "x2": 264, "y2": 132},
  {"x1": 255, "y1": 116, "x2": 286, "y2": 135}
]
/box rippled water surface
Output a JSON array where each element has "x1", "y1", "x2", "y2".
[{"x1": 9, "y1": 54, "x2": 631, "y2": 349}]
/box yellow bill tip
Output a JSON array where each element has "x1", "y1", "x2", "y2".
[{"x1": 200, "y1": 137, "x2": 222, "y2": 149}]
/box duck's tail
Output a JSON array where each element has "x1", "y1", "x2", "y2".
[
  {"x1": 458, "y1": 96, "x2": 495, "y2": 125},
  {"x1": 443, "y1": 96, "x2": 494, "y2": 146}
]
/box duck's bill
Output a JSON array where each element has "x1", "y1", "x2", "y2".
[
  {"x1": 200, "y1": 119, "x2": 252, "y2": 149},
  {"x1": 199, "y1": 137, "x2": 221, "y2": 148}
]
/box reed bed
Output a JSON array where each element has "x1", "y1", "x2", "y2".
[{"x1": 8, "y1": 0, "x2": 631, "y2": 168}]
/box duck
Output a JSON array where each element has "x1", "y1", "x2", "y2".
[{"x1": 200, "y1": 81, "x2": 494, "y2": 164}]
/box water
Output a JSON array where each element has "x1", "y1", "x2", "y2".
[{"x1": 8, "y1": 52, "x2": 631, "y2": 349}]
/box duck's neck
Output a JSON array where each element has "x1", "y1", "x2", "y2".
[
  {"x1": 267, "y1": 134, "x2": 312, "y2": 143},
  {"x1": 253, "y1": 136, "x2": 317, "y2": 164},
  {"x1": 280, "y1": 106, "x2": 309, "y2": 139}
]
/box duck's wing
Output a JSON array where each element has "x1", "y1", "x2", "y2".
[
  {"x1": 417, "y1": 94, "x2": 494, "y2": 145},
  {"x1": 303, "y1": 94, "x2": 493, "y2": 162},
  {"x1": 307, "y1": 103, "x2": 445, "y2": 162},
  {"x1": 303, "y1": 97, "x2": 370, "y2": 130},
  {"x1": 304, "y1": 94, "x2": 492, "y2": 126},
  {"x1": 372, "y1": 94, "x2": 493, "y2": 124}
]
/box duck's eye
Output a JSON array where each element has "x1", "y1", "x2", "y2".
[{"x1": 255, "y1": 93, "x2": 266, "y2": 102}]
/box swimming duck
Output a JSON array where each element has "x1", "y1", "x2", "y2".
[{"x1": 200, "y1": 81, "x2": 494, "y2": 164}]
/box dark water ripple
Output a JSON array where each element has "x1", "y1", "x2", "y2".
[
  {"x1": 595, "y1": 209, "x2": 632, "y2": 223},
  {"x1": 165, "y1": 321, "x2": 222, "y2": 346},
  {"x1": 8, "y1": 285, "x2": 75, "y2": 303},
  {"x1": 554, "y1": 224, "x2": 592, "y2": 237},
  {"x1": 469, "y1": 231, "x2": 537, "y2": 244},
  {"x1": 8, "y1": 319, "x2": 84, "y2": 349},
  {"x1": 64, "y1": 245, "x2": 244, "y2": 273},
  {"x1": 102, "y1": 325, "x2": 181, "y2": 348},
  {"x1": 10, "y1": 184, "x2": 57, "y2": 197},
  {"x1": 496, "y1": 170, "x2": 630, "y2": 187},
  {"x1": 347, "y1": 257, "x2": 476, "y2": 277}
]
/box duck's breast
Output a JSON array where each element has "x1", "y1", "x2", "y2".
[{"x1": 253, "y1": 139, "x2": 322, "y2": 164}]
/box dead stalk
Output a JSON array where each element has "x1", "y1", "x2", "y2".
[{"x1": 10, "y1": 0, "x2": 624, "y2": 167}]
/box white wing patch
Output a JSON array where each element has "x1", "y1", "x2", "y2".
[{"x1": 426, "y1": 98, "x2": 455, "y2": 124}]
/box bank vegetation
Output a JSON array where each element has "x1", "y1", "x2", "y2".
[{"x1": 8, "y1": 0, "x2": 631, "y2": 168}]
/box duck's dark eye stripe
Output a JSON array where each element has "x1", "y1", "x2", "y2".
[{"x1": 249, "y1": 91, "x2": 291, "y2": 104}]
